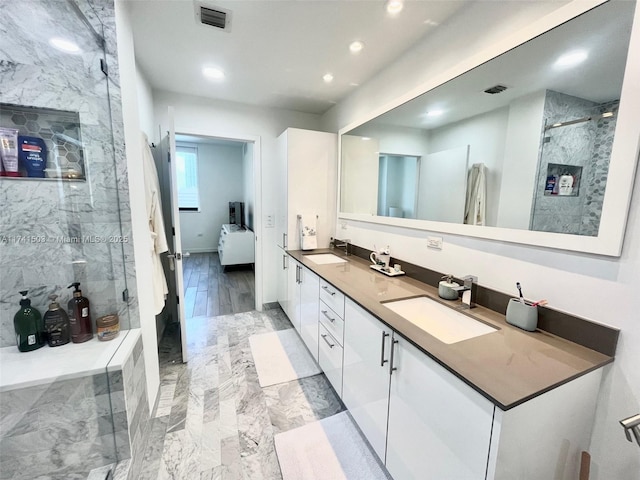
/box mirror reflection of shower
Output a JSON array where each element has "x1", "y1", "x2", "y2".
[
  {"x1": 377, "y1": 154, "x2": 420, "y2": 219},
  {"x1": 530, "y1": 91, "x2": 619, "y2": 236}
]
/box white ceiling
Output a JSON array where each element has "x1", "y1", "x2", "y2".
[
  {"x1": 127, "y1": 0, "x2": 471, "y2": 115},
  {"x1": 358, "y1": 0, "x2": 634, "y2": 131}
]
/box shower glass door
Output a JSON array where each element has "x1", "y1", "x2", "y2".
[{"x1": 0, "y1": 0, "x2": 135, "y2": 478}]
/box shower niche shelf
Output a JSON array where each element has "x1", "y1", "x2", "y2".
[
  {"x1": 0, "y1": 103, "x2": 86, "y2": 181},
  {"x1": 543, "y1": 163, "x2": 582, "y2": 197}
]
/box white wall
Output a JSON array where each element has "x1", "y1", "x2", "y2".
[
  {"x1": 497, "y1": 90, "x2": 547, "y2": 230},
  {"x1": 178, "y1": 142, "x2": 244, "y2": 253},
  {"x1": 243, "y1": 142, "x2": 255, "y2": 230},
  {"x1": 322, "y1": 2, "x2": 640, "y2": 478},
  {"x1": 153, "y1": 90, "x2": 322, "y2": 304},
  {"x1": 428, "y1": 108, "x2": 508, "y2": 227},
  {"x1": 114, "y1": 0, "x2": 160, "y2": 412},
  {"x1": 135, "y1": 67, "x2": 155, "y2": 141}
]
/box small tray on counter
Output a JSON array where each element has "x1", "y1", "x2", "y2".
[{"x1": 370, "y1": 264, "x2": 405, "y2": 277}]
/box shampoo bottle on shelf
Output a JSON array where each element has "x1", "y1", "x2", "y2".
[
  {"x1": 13, "y1": 290, "x2": 44, "y2": 352},
  {"x1": 68, "y1": 282, "x2": 93, "y2": 343},
  {"x1": 43, "y1": 294, "x2": 70, "y2": 347}
]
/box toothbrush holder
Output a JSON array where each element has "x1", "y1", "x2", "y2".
[{"x1": 505, "y1": 298, "x2": 538, "y2": 332}]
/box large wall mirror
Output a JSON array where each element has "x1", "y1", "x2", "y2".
[{"x1": 339, "y1": 0, "x2": 640, "y2": 256}]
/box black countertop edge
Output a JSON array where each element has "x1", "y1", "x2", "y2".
[{"x1": 331, "y1": 239, "x2": 619, "y2": 357}]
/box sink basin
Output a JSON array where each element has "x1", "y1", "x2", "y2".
[
  {"x1": 383, "y1": 296, "x2": 497, "y2": 344},
  {"x1": 303, "y1": 253, "x2": 348, "y2": 265}
]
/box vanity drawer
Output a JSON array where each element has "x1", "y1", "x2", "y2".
[
  {"x1": 319, "y1": 301, "x2": 344, "y2": 346},
  {"x1": 318, "y1": 323, "x2": 343, "y2": 397},
  {"x1": 319, "y1": 279, "x2": 345, "y2": 318}
]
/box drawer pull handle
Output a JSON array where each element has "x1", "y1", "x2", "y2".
[
  {"x1": 321, "y1": 334, "x2": 335, "y2": 348},
  {"x1": 321, "y1": 310, "x2": 336, "y2": 323},
  {"x1": 389, "y1": 338, "x2": 399, "y2": 375},
  {"x1": 322, "y1": 285, "x2": 336, "y2": 296},
  {"x1": 380, "y1": 331, "x2": 389, "y2": 367}
]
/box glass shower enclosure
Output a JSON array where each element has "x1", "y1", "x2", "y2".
[{"x1": 0, "y1": 0, "x2": 139, "y2": 478}]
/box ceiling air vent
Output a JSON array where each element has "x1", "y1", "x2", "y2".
[
  {"x1": 195, "y1": 3, "x2": 232, "y2": 32},
  {"x1": 484, "y1": 85, "x2": 508, "y2": 95}
]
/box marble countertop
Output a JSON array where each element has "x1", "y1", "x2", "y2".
[{"x1": 288, "y1": 249, "x2": 612, "y2": 410}]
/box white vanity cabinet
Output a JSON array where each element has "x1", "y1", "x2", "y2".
[
  {"x1": 299, "y1": 266, "x2": 320, "y2": 362},
  {"x1": 385, "y1": 336, "x2": 494, "y2": 480},
  {"x1": 342, "y1": 298, "x2": 392, "y2": 462},
  {"x1": 341, "y1": 298, "x2": 603, "y2": 480},
  {"x1": 275, "y1": 128, "x2": 337, "y2": 252},
  {"x1": 276, "y1": 128, "x2": 337, "y2": 313},
  {"x1": 318, "y1": 322, "x2": 343, "y2": 396},
  {"x1": 284, "y1": 259, "x2": 320, "y2": 361},
  {"x1": 284, "y1": 257, "x2": 300, "y2": 328}
]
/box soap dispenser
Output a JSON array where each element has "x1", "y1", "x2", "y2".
[
  {"x1": 43, "y1": 294, "x2": 70, "y2": 347},
  {"x1": 438, "y1": 275, "x2": 460, "y2": 300},
  {"x1": 13, "y1": 290, "x2": 44, "y2": 352},
  {"x1": 67, "y1": 282, "x2": 93, "y2": 343}
]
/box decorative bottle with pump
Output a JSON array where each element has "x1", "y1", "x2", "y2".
[
  {"x1": 43, "y1": 294, "x2": 70, "y2": 347},
  {"x1": 13, "y1": 290, "x2": 44, "y2": 352},
  {"x1": 68, "y1": 282, "x2": 93, "y2": 343}
]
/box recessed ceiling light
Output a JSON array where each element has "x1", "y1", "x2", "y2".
[
  {"x1": 49, "y1": 37, "x2": 81, "y2": 54},
  {"x1": 349, "y1": 41, "x2": 364, "y2": 54},
  {"x1": 362, "y1": 137, "x2": 371, "y2": 141},
  {"x1": 602, "y1": 111, "x2": 614, "y2": 118},
  {"x1": 349, "y1": 82, "x2": 360, "y2": 87},
  {"x1": 425, "y1": 109, "x2": 444, "y2": 117},
  {"x1": 323, "y1": 73, "x2": 334, "y2": 83},
  {"x1": 202, "y1": 66, "x2": 225, "y2": 80},
  {"x1": 423, "y1": 19, "x2": 439, "y2": 26},
  {"x1": 386, "y1": 0, "x2": 404, "y2": 15},
  {"x1": 554, "y1": 50, "x2": 588, "y2": 68}
]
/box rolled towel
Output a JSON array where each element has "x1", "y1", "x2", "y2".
[{"x1": 299, "y1": 214, "x2": 318, "y2": 250}]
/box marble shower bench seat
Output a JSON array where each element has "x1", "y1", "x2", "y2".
[{"x1": 0, "y1": 329, "x2": 150, "y2": 480}]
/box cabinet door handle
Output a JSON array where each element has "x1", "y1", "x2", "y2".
[
  {"x1": 295, "y1": 265, "x2": 300, "y2": 283},
  {"x1": 321, "y1": 310, "x2": 336, "y2": 323},
  {"x1": 389, "y1": 338, "x2": 399, "y2": 375},
  {"x1": 321, "y1": 285, "x2": 336, "y2": 296},
  {"x1": 282, "y1": 254, "x2": 287, "y2": 270},
  {"x1": 283, "y1": 233, "x2": 288, "y2": 249},
  {"x1": 321, "y1": 334, "x2": 335, "y2": 348},
  {"x1": 380, "y1": 331, "x2": 390, "y2": 366}
]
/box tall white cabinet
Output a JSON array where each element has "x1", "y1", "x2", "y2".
[{"x1": 276, "y1": 128, "x2": 337, "y2": 312}]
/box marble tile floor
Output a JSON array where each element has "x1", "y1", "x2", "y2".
[{"x1": 135, "y1": 309, "x2": 345, "y2": 480}]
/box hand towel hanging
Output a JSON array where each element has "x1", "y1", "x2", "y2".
[{"x1": 299, "y1": 214, "x2": 318, "y2": 250}]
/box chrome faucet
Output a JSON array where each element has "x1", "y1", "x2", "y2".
[
  {"x1": 335, "y1": 238, "x2": 351, "y2": 256},
  {"x1": 452, "y1": 275, "x2": 478, "y2": 308},
  {"x1": 620, "y1": 413, "x2": 640, "y2": 447}
]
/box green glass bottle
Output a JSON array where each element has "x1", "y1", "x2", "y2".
[{"x1": 14, "y1": 290, "x2": 44, "y2": 352}]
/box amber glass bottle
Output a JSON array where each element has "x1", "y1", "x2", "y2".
[{"x1": 67, "y1": 282, "x2": 93, "y2": 343}]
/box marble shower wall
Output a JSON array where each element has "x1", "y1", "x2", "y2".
[
  {"x1": 115, "y1": 334, "x2": 151, "y2": 468},
  {"x1": 530, "y1": 90, "x2": 618, "y2": 235},
  {"x1": 0, "y1": 372, "x2": 120, "y2": 479},
  {"x1": 0, "y1": 0, "x2": 139, "y2": 348},
  {"x1": 0, "y1": 334, "x2": 148, "y2": 479}
]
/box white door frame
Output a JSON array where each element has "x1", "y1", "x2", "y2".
[{"x1": 173, "y1": 127, "x2": 263, "y2": 311}]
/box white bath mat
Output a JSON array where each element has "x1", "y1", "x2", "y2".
[
  {"x1": 274, "y1": 412, "x2": 390, "y2": 480},
  {"x1": 249, "y1": 329, "x2": 321, "y2": 387}
]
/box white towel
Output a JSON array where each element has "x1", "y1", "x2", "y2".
[
  {"x1": 299, "y1": 214, "x2": 318, "y2": 250},
  {"x1": 464, "y1": 163, "x2": 487, "y2": 226}
]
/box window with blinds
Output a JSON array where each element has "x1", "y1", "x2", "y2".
[{"x1": 176, "y1": 145, "x2": 200, "y2": 211}]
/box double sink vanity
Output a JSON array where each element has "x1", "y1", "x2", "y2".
[{"x1": 279, "y1": 248, "x2": 614, "y2": 480}]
